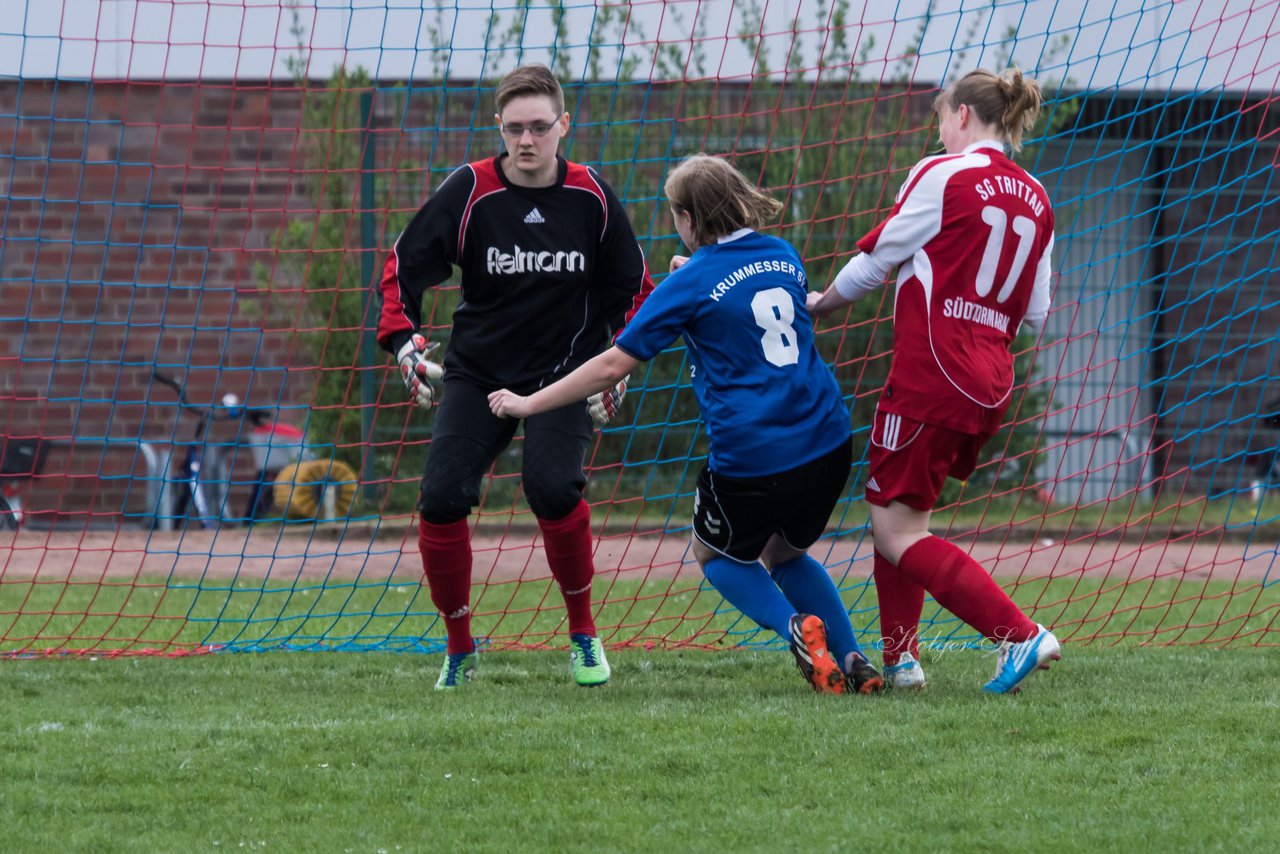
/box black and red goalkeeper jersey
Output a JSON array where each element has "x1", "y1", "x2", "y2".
[{"x1": 377, "y1": 153, "x2": 654, "y2": 393}]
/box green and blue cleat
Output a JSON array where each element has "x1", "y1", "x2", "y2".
[
  {"x1": 435, "y1": 650, "x2": 478, "y2": 691},
  {"x1": 570, "y1": 634, "x2": 611, "y2": 686}
]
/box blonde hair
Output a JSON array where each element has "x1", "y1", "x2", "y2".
[
  {"x1": 935, "y1": 68, "x2": 1043, "y2": 152},
  {"x1": 663, "y1": 154, "x2": 784, "y2": 249},
  {"x1": 495, "y1": 64, "x2": 565, "y2": 115}
]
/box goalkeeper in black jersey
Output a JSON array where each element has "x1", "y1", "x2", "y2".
[{"x1": 376, "y1": 64, "x2": 653, "y2": 690}]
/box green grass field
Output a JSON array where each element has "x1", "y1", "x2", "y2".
[
  {"x1": 1, "y1": 645, "x2": 1276, "y2": 852},
  {"x1": 2, "y1": 572, "x2": 1276, "y2": 850}
]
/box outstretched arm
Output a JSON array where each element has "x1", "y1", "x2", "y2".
[
  {"x1": 807, "y1": 251, "x2": 894, "y2": 318},
  {"x1": 489, "y1": 346, "x2": 640, "y2": 420}
]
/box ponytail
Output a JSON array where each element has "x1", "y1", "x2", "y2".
[{"x1": 939, "y1": 68, "x2": 1043, "y2": 152}]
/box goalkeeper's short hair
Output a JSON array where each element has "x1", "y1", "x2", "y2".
[{"x1": 495, "y1": 64, "x2": 564, "y2": 115}]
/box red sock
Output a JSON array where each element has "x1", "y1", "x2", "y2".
[
  {"x1": 873, "y1": 549, "x2": 925, "y2": 667},
  {"x1": 537, "y1": 499, "x2": 597, "y2": 636},
  {"x1": 419, "y1": 517, "x2": 475, "y2": 654},
  {"x1": 896, "y1": 536, "x2": 1037, "y2": 644}
]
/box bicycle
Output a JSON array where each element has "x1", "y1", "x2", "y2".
[
  {"x1": 0, "y1": 437, "x2": 49, "y2": 531},
  {"x1": 1246, "y1": 397, "x2": 1280, "y2": 502},
  {"x1": 151, "y1": 371, "x2": 358, "y2": 527},
  {"x1": 152, "y1": 371, "x2": 249, "y2": 528}
]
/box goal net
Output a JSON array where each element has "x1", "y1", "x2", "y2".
[{"x1": 1, "y1": 0, "x2": 1276, "y2": 655}]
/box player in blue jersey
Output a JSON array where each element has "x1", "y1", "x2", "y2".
[{"x1": 489, "y1": 154, "x2": 883, "y2": 694}]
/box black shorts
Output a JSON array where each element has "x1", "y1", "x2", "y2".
[
  {"x1": 417, "y1": 378, "x2": 593, "y2": 524},
  {"x1": 692, "y1": 437, "x2": 853, "y2": 564}
]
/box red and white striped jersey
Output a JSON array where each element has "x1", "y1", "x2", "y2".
[{"x1": 858, "y1": 140, "x2": 1054, "y2": 433}]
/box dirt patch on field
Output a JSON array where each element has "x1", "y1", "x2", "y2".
[{"x1": 1, "y1": 524, "x2": 1274, "y2": 583}]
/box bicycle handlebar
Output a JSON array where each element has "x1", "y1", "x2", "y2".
[
  {"x1": 1262, "y1": 397, "x2": 1280, "y2": 430},
  {"x1": 151, "y1": 370, "x2": 277, "y2": 441},
  {"x1": 152, "y1": 371, "x2": 195, "y2": 409}
]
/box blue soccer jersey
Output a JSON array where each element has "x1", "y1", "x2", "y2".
[{"x1": 615, "y1": 230, "x2": 851, "y2": 477}]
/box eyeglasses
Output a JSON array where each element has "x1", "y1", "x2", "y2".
[{"x1": 500, "y1": 121, "x2": 557, "y2": 139}]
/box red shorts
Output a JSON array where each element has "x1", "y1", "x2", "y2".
[{"x1": 864, "y1": 409, "x2": 993, "y2": 511}]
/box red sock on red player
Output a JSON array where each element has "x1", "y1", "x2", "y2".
[
  {"x1": 896, "y1": 535, "x2": 1037, "y2": 644},
  {"x1": 872, "y1": 549, "x2": 926, "y2": 667}
]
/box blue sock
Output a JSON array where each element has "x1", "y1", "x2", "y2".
[
  {"x1": 769, "y1": 554, "x2": 864, "y2": 664},
  {"x1": 702, "y1": 556, "x2": 795, "y2": 637}
]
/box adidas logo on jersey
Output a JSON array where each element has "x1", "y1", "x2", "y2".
[
  {"x1": 866, "y1": 477, "x2": 881, "y2": 492},
  {"x1": 523, "y1": 207, "x2": 545, "y2": 224}
]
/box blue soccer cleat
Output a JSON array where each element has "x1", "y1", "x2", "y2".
[{"x1": 982, "y1": 624, "x2": 1061, "y2": 694}]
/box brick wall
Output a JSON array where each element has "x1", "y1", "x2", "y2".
[{"x1": 1, "y1": 80, "x2": 313, "y2": 520}]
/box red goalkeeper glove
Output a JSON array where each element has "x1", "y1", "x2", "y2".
[
  {"x1": 586, "y1": 375, "x2": 629, "y2": 427},
  {"x1": 396, "y1": 334, "x2": 443, "y2": 410}
]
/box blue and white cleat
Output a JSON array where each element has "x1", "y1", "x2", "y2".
[
  {"x1": 884, "y1": 652, "x2": 927, "y2": 690},
  {"x1": 982, "y1": 624, "x2": 1061, "y2": 694}
]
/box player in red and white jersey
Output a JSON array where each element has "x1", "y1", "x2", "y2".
[
  {"x1": 375, "y1": 65, "x2": 654, "y2": 691},
  {"x1": 809, "y1": 68, "x2": 1062, "y2": 694}
]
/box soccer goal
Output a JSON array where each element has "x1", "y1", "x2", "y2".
[{"x1": 0, "y1": 0, "x2": 1276, "y2": 656}]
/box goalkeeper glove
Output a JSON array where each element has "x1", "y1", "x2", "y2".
[
  {"x1": 586, "y1": 375, "x2": 629, "y2": 427},
  {"x1": 396, "y1": 334, "x2": 443, "y2": 410}
]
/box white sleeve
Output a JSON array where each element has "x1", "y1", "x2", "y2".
[
  {"x1": 863, "y1": 156, "x2": 979, "y2": 268},
  {"x1": 830, "y1": 159, "x2": 956, "y2": 302},
  {"x1": 832, "y1": 252, "x2": 893, "y2": 302},
  {"x1": 1019, "y1": 232, "x2": 1054, "y2": 336}
]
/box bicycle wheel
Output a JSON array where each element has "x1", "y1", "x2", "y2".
[
  {"x1": 201, "y1": 448, "x2": 237, "y2": 525},
  {"x1": 0, "y1": 494, "x2": 18, "y2": 530}
]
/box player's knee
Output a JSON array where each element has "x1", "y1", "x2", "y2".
[
  {"x1": 691, "y1": 537, "x2": 717, "y2": 570},
  {"x1": 418, "y1": 502, "x2": 469, "y2": 526},
  {"x1": 417, "y1": 483, "x2": 474, "y2": 526},
  {"x1": 523, "y1": 482, "x2": 583, "y2": 522}
]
